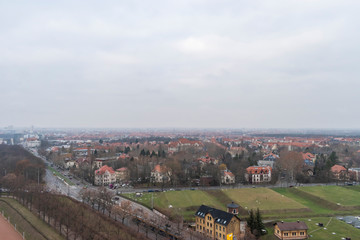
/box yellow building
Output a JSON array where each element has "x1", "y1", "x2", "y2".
[
  {"x1": 195, "y1": 205, "x2": 241, "y2": 240},
  {"x1": 274, "y1": 221, "x2": 308, "y2": 240}
]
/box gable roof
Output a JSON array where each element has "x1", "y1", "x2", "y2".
[
  {"x1": 275, "y1": 221, "x2": 308, "y2": 231},
  {"x1": 331, "y1": 164, "x2": 346, "y2": 173},
  {"x1": 246, "y1": 166, "x2": 272, "y2": 174},
  {"x1": 95, "y1": 165, "x2": 115, "y2": 175},
  {"x1": 195, "y1": 205, "x2": 239, "y2": 226}
]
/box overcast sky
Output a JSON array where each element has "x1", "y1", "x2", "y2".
[{"x1": 1, "y1": 0, "x2": 359, "y2": 129}]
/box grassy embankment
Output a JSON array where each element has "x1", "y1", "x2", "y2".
[{"x1": 0, "y1": 198, "x2": 63, "y2": 240}]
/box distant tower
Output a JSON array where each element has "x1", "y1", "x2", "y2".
[{"x1": 227, "y1": 202, "x2": 239, "y2": 215}]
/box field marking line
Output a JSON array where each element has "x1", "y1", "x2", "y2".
[{"x1": 325, "y1": 217, "x2": 333, "y2": 228}]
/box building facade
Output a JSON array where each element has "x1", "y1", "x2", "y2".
[
  {"x1": 94, "y1": 165, "x2": 116, "y2": 186},
  {"x1": 195, "y1": 205, "x2": 241, "y2": 240},
  {"x1": 245, "y1": 166, "x2": 272, "y2": 184},
  {"x1": 274, "y1": 221, "x2": 308, "y2": 240}
]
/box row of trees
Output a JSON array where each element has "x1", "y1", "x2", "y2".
[{"x1": 1, "y1": 181, "x2": 145, "y2": 240}]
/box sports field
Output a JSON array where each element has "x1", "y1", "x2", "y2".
[
  {"x1": 298, "y1": 185, "x2": 360, "y2": 206},
  {"x1": 125, "y1": 185, "x2": 360, "y2": 221},
  {"x1": 0, "y1": 215, "x2": 23, "y2": 240},
  {"x1": 222, "y1": 188, "x2": 306, "y2": 211},
  {"x1": 124, "y1": 188, "x2": 309, "y2": 220}
]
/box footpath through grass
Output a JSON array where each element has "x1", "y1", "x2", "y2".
[
  {"x1": 0, "y1": 198, "x2": 63, "y2": 240},
  {"x1": 48, "y1": 166, "x2": 74, "y2": 185}
]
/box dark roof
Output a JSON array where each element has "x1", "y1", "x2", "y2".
[
  {"x1": 227, "y1": 202, "x2": 239, "y2": 208},
  {"x1": 195, "y1": 205, "x2": 239, "y2": 226},
  {"x1": 275, "y1": 221, "x2": 308, "y2": 231}
]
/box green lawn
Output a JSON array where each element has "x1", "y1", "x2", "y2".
[
  {"x1": 261, "y1": 217, "x2": 360, "y2": 240},
  {"x1": 124, "y1": 190, "x2": 227, "y2": 220},
  {"x1": 299, "y1": 185, "x2": 360, "y2": 206},
  {"x1": 124, "y1": 186, "x2": 360, "y2": 222},
  {"x1": 48, "y1": 166, "x2": 74, "y2": 186},
  {"x1": 222, "y1": 188, "x2": 307, "y2": 211},
  {"x1": 124, "y1": 188, "x2": 309, "y2": 221}
]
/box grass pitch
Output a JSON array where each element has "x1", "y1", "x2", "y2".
[{"x1": 298, "y1": 185, "x2": 360, "y2": 206}]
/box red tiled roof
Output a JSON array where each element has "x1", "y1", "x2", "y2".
[
  {"x1": 223, "y1": 171, "x2": 234, "y2": 177},
  {"x1": 246, "y1": 166, "x2": 272, "y2": 174},
  {"x1": 331, "y1": 164, "x2": 346, "y2": 173},
  {"x1": 116, "y1": 167, "x2": 128, "y2": 172},
  {"x1": 95, "y1": 165, "x2": 115, "y2": 175}
]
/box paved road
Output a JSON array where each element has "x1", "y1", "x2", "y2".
[{"x1": 26, "y1": 147, "x2": 182, "y2": 240}]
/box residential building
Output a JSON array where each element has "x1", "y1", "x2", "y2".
[
  {"x1": 331, "y1": 164, "x2": 348, "y2": 180},
  {"x1": 195, "y1": 205, "x2": 241, "y2": 240},
  {"x1": 116, "y1": 167, "x2": 130, "y2": 182},
  {"x1": 245, "y1": 166, "x2": 272, "y2": 184},
  {"x1": 94, "y1": 165, "x2": 116, "y2": 186},
  {"x1": 221, "y1": 170, "x2": 235, "y2": 184},
  {"x1": 167, "y1": 138, "x2": 203, "y2": 153},
  {"x1": 151, "y1": 164, "x2": 171, "y2": 183},
  {"x1": 274, "y1": 221, "x2": 308, "y2": 240},
  {"x1": 302, "y1": 152, "x2": 316, "y2": 166},
  {"x1": 349, "y1": 168, "x2": 360, "y2": 181},
  {"x1": 94, "y1": 157, "x2": 116, "y2": 169},
  {"x1": 258, "y1": 160, "x2": 275, "y2": 168}
]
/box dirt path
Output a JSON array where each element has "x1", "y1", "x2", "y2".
[{"x1": 0, "y1": 215, "x2": 23, "y2": 240}]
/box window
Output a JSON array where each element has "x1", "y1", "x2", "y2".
[
  {"x1": 219, "y1": 233, "x2": 221, "y2": 237},
  {"x1": 233, "y1": 209, "x2": 236, "y2": 213},
  {"x1": 277, "y1": 230, "x2": 279, "y2": 234},
  {"x1": 210, "y1": 223, "x2": 212, "y2": 227},
  {"x1": 216, "y1": 225, "x2": 218, "y2": 230},
  {"x1": 223, "y1": 227, "x2": 225, "y2": 231},
  {"x1": 207, "y1": 222, "x2": 209, "y2": 227},
  {"x1": 210, "y1": 230, "x2": 212, "y2": 234},
  {"x1": 300, "y1": 232, "x2": 305, "y2": 236},
  {"x1": 292, "y1": 232, "x2": 296, "y2": 236},
  {"x1": 284, "y1": 233, "x2": 288, "y2": 236}
]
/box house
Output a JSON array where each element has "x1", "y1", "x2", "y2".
[
  {"x1": 331, "y1": 164, "x2": 348, "y2": 180},
  {"x1": 263, "y1": 152, "x2": 279, "y2": 161},
  {"x1": 94, "y1": 165, "x2": 116, "y2": 186},
  {"x1": 302, "y1": 152, "x2": 316, "y2": 166},
  {"x1": 274, "y1": 221, "x2": 308, "y2": 240},
  {"x1": 349, "y1": 168, "x2": 360, "y2": 181},
  {"x1": 94, "y1": 157, "x2": 116, "y2": 169},
  {"x1": 258, "y1": 160, "x2": 275, "y2": 168},
  {"x1": 221, "y1": 170, "x2": 235, "y2": 184},
  {"x1": 197, "y1": 154, "x2": 219, "y2": 165},
  {"x1": 167, "y1": 138, "x2": 203, "y2": 152},
  {"x1": 195, "y1": 205, "x2": 241, "y2": 240},
  {"x1": 245, "y1": 166, "x2": 272, "y2": 184},
  {"x1": 116, "y1": 167, "x2": 130, "y2": 182},
  {"x1": 64, "y1": 159, "x2": 76, "y2": 169},
  {"x1": 150, "y1": 164, "x2": 171, "y2": 183},
  {"x1": 227, "y1": 147, "x2": 248, "y2": 158}
]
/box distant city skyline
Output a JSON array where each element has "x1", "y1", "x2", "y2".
[{"x1": 1, "y1": 1, "x2": 359, "y2": 129}]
